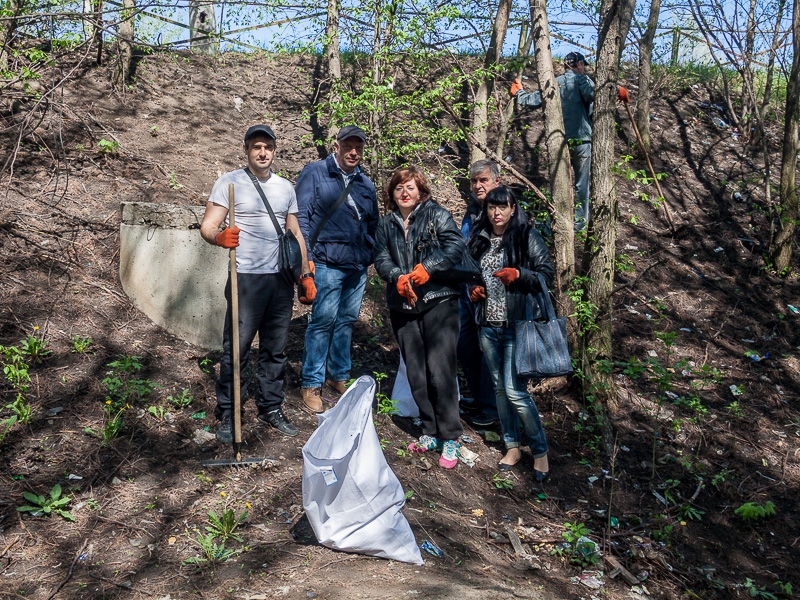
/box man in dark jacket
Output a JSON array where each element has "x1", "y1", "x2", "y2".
[
  {"x1": 296, "y1": 125, "x2": 380, "y2": 414},
  {"x1": 511, "y1": 51, "x2": 629, "y2": 231},
  {"x1": 457, "y1": 159, "x2": 501, "y2": 427}
]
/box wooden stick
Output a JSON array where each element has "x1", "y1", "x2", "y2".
[
  {"x1": 228, "y1": 183, "x2": 242, "y2": 462},
  {"x1": 622, "y1": 101, "x2": 677, "y2": 235},
  {"x1": 437, "y1": 97, "x2": 555, "y2": 213}
]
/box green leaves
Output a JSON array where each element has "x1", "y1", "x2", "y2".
[{"x1": 17, "y1": 484, "x2": 74, "y2": 522}]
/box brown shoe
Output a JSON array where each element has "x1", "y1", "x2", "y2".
[
  {"x1": 301, "y1": 387, "x2": 323, "y2": 414},
  {"x1": 325, "y1": 379, "x2": 347, "y2": 395}
]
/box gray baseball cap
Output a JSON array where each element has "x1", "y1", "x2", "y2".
[{"x1": 336, "y1": 125, "x2": 367, "y2": 142}]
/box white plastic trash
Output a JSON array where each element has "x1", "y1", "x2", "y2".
[
  {"x1": 302, "y1": 375, "x2": 423, "y2": 564},
  {"x1": 391, "y1": 356, "x2": 419, "y2": 418}
]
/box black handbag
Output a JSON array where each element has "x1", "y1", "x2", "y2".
[
  {"x1": 514, "y1": 273, "x2": 573, "y2": 378},
  {"x1": 244, "y1": 168, "x2": 302, "y2": 286}
]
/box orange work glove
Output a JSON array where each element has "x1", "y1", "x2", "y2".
[
  {"x1": 493, "y1": 268, "x2": 519, "y2": 286},
  {"x1": 396, "y1": 274, "x2": 418, "y2": 306},
  {"x1": 298, "y1": 277, "x2": 316, "y2": 305},
  {"x1": 308, "y1": 260, "x2": 315, "y2": 275},
  {"x1": 215, "y1": 226, "x2": 240, "y2": 248},
  {"x1": 618, "y1": 86, "x2": 630, "y2": 103},
  {"x1": 408, "y1": 263, "x2": 430, "y2": 286},
  {"x1": 510, "y1": 78, "x2": 524, "y2": 97},
  {"x1": 469, "y1": 285, "x2": 486, "y2": 302}
]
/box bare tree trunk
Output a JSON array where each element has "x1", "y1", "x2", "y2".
[
  {"x1": 93, "y1": 0, "x2": 104, "y2": 65},
  {"x1": 368, "y1": 0, "x2": 398, "y2": 187},
  {"x1": 190, "y1": 1, "x2": 218, "y2": 55},
  {"x1": 0, "y1": 0, "x2": 21, "y2": 72},
  {"x1": 634, "y1": 0, "x2": 661, "y2": 153},
  {"x1": 469, "y1": 0, "x2": 511, "y2": 164},
  {"x1": 582, "y1": 0, "x2": 636, "y2": 427},
  {"x1": 495, "y1": 20, "x2": 533, "y2": 157},
  {"x1": 770, "y1": 0, "x2": 800, "y2": 272},
  {"x1": 529, "y1": 0, "x2": 576, "y2": 346},
  {"x1": 113, "y1": 0, "x2": 135, "y2": 87},
  {"x1": 741, "y1": 0, "x2": 757, "y2": 127},
  {"x1": 325, "y1": 0, "x2": 342, "y2": 141}
]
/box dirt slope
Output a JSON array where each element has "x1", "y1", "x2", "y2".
[{"x1": 0, "y1": 49, "x2": 798, "y2": 600}]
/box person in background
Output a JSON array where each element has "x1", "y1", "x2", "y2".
[
  {"x1": 510, "y1": 51, "x2": 629, "y2": 231},
  {"x1": 295, "y1": 125, "x2": 380, "y2": 414},
  {"x1": 374, "y1": 166, "x2": 465, "y2": 469},
  {"x1": 200, "y1": 124, "x2": 315, "y2": 444},
  {"x1": 467, "y1": 186, "x2": 555, "y2": 480}
]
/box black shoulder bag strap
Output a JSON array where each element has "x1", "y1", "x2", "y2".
[
  {"x1": 243, "y1": 168, "x2": 285, "y2": 237},
  {"x1": 308, "y1": 176, "x2": 358, "y2": 251}
]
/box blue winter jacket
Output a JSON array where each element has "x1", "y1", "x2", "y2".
[{"x1": 295, "y1": 154, "x2": 380, "y2": 269}]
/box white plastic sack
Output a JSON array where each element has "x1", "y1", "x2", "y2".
[
  {"x1": 302, "y1": 375, "x2": 423, "y2": 564},
  {"x1": 390, "y1": 356, "x2": 419, "y2": 418}
]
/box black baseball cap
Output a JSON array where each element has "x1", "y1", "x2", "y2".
[
  {"x1": 336, "y1": 125, "x2": 367, "y2": 142},
  {"x1": 565, "y1": 52, "x2": 587, "y2": 66},
  {"x1": 244, "y1": 124, "x2": 276, "y2": 143}
]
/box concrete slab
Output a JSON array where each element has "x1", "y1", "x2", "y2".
[{"x1": 120, "y1": 202, "x2": 228, "y2": 350}]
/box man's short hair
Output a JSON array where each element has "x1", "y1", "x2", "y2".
[
  {"x1": 565, "y1": 52, "x2": 587, "y2": 69},
  {"x1": 469, "y1": 159, "x2": 499, "y2": 180}
]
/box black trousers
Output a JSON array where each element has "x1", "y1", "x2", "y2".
[
  {"x1": 390, "y1": 297, "x2": 463, "y2": 441},
  {"x1": 215, "y1": 272, "x2": 294, "y2": 417}
]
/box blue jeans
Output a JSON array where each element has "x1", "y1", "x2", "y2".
[
  {"x1": 479, "y1": 325, "x2": 548, "y2": 457},
  {"x1": 571, "y1": 142, "x2": 592, "y2": 230},
  {"x1": 302, "y1": 264, "x2": 368, "y2": 388}
]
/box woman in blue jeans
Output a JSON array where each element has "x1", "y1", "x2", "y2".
[{"x1": 466, "y1": 186, "x2": 555, "y2": 481}]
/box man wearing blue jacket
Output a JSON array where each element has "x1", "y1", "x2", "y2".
[
  {"x1": 296, "y1": 125, "x2": 380, "y2": 414},
  {"x1": 511, "y1": 51, "x2": 629, "y2": 231}
]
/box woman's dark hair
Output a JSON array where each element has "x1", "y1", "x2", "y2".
[
  {"x1": 383, "y1": 166, "x2": 432, "y2": 211},
  {"x1": 467, "y1": 185, "x2": 530, "y2": 268}
]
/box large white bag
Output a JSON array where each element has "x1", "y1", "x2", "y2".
[{"x1": 302, "y1": 375, "x2": 423, "y2": 564}]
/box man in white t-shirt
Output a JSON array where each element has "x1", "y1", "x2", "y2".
[{"x1": 200, "y1": 124, "x2": 316, "y2": 444}]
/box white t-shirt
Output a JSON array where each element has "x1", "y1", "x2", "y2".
[{"x1": 208, "y1": 169, "x2": 298, "y2": 274}]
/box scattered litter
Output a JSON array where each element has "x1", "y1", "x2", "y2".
[
  {"x1": 412, "y1": 417, "x2": 423, "y2": 427},
  {"x1": 741, "y1": 338, "x2": 756, "y2": 344},
  {"x1": 620, "y1": 445, "x2": 630, "y2": 452},
  {"x1": 648, "y1": 350, "x2": 658, "y2": 357},
  {"x1": 716, "y1": 118, "x2": 728, "y2": 128},
  {"x1": 461, "y1": 435, "x2": 473, "y2": 444},
  {"x1": 729, "y1": 384, "x2": 744, "y2": 396},
  {"x1": 610, "y1": 517, "x2": 619, "y2": 527},
  {"x1": 748, "y1": 352, "x2": 769, "y2": 362},
  {"x1": 624, "y1": 244, "x2": 639, "y2": 251},
  {"x1": 588, "y1": 476, "x2": 599, "y2": 484},
  {"x1": 168, "y1": 536, "x2": 176, "y2": 545},
  {"x1": 713, "y1": 247, "x2": 723, "y2": 253},
  {"x1": 652, "y1": 491, "x2": 667, "y2": 505},
  {"x1": 490, "y1": 531, "x2": 508, "y2": 542},
  {"x1": 190, "y1": 412, "x2": 206, "y2": 419},
  {"x1": 458, "y1": 446, "x2": 479, "y2": 467},
  {"x1": 192, "y1": 429, "x2": 217, "y2": 446},
  {"x1": 111, "y1": 477, "x2": 123, "y2": 486},
  {"x1": 788, "y1": 305, "x2": 798, "y2": 314},
  {"x1": 665, "y1": 391, "x2": 679, "y2": 400},
  {"x1": 731, "y1": 131, "x2": 739, "y2": 140},
  {"x1": 482, "y1": 431, "x2": 501, "y2": 442},
  {"x1": 129, "y1": 539, "x2": 141, "y2": 547},
  {"x1": 572, "y1": 570, "x2": 604, "y2": 589},
  {"x1": 679, "y1": 328, "x2": 691, "y2": 332},
  {"x1": 67, "y1": 474, "x2": 82, "y2": 480},
  {"x1": 11, "y1": 475, "x2": 23, "y2": 480},
  {"x1": 420, "y1": 540, "x2": 443, "y2": 557},
  {"x1": 645, "y1": 313, "x2": 652, "y2": 320},
  {"x1": 575, "y1": 537, "x2": 600, "y2": 561},
  {"x1": 46, "y1": 407, "x2": 63, "y2": 417},
  {"x1": 472, "y1": 509, "x2": 484, "y2": 517},
  {"x1": 233, "y1": 96, "x2": 243, "y2": 112},
  {"x1": 626, "y1": 305, "x2": 640, "y2": 314},
  {"x1": 733, "y1": 192, "x2": 744, "y2": 201}
]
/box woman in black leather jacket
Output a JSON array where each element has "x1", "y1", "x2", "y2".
[
  {"x1": 374, "y1": 166, "x2": 465, "y2": 469},
  {"x1": 467, "y1": 186, "x2": 555, "y2": 481}
]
